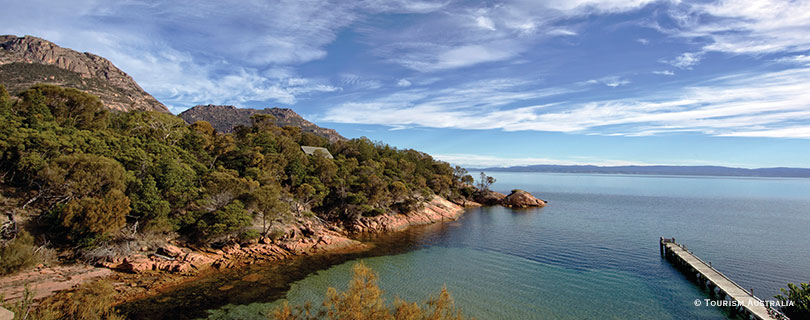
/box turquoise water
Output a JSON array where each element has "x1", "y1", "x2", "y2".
[{"x1": 122, "y1": 173, "x2": 810, "y2": 319}]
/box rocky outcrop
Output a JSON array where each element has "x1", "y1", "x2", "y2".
[
  {"x1": 474, "y1": 190, "x2": 507, "y2": 206},
  {"x1": 351, "y1": 196, "x2": 465, "y2": 233},
  {"x1": 0, "y1": 264, "x2": 112, "y2": 302},
  {"x1": 0, "y1": 35, "x2": 168, "y2": 112},
  {"x1": 100, "y1": 246, "x2": 216, "y2": 274},
  {"x1": 100, "y1": 223, "x2": 361, "y2": 274},
  {"x1": 501, "y1": 189, "x2": 546, "y2": 208},
  {"x1": 179, "y1": 104, "x2": 345, "y2": 142}
]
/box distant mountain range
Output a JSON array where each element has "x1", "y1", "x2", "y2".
[
  {"x1": 179, "y1": 104, "x2": 345, "y2": 142},
  {"x1": 469, "y1": 164, "x2": 810, "y2": 178},
  {"x1": 0, "y1": 35, "x2": 168, "y2": 112}
]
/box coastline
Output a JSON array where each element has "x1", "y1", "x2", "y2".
[{"x1": 1, "y1": 195, "x2": 471, "y2": 306}]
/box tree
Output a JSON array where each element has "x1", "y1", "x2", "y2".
[
  {"x1": 37, "y1": 153, "x2": 128, "y2": 206},
  {"x1": 194, "y1": 200, "x2": 252, "y2": 240},
  {"x1": 251, "y1": 184, "x2": 287, "y2": 235},
  {"x1": 268, "y1": 263, "x2": 468, "y2": 320},
  {"x1": 292, "y1": 183, "x2": 325, "y2": 215},
  {"x1": 58, "y1": 189, "x2": 130, "y2": 244},
  {"x1": 251, "y1": 114, "x2": 277, "y2": 131},
  {"x1": 775, "y1": 282, "x2": 810, "y2": 319},
  {"x1": 476, "y1": 172, "x2": 495, "y2": 191},
  {"x1": 27, "y1": 84, "x2": 109, "y2": 130},
  {"x1": 128, "y1": 176, "x2": 172, "y2": 232},
  {"x1": 0, "y1": 84, "x2": 10, "y2": 113}
]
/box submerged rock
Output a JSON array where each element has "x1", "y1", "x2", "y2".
[{"x1": 501, "y1": 189, "x2": 546, "y2": 208}]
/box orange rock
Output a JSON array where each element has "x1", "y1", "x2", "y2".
[
  {"x1": 501, "y1": 190, "x2": 546, "y2": 208},
  {"x1": 157, "y1": 244, "x2": 184, "y2": 257}
]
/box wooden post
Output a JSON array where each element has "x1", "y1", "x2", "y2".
[{"x1": 660, "y1": 237, "x2": 663, "y2": 257}]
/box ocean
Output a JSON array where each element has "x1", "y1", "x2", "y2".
[{"x1": 122, "y1": 172, "x2": 810, "y2": 319}]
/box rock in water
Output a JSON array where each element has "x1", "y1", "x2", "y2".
[
  {"x1": 501, "y1": 189, "x2": 546, "y2": 208},
  {"x1": 474, "y1": 190, "x2": 507, "y2": 206}
]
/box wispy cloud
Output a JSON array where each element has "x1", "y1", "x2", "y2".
[
  {"x1": 433, "y1": 153, "x2": 646, "y2": 168},
  {"x1": 652, "y1": 70, "x2": 675, "y2": 76},
  {"x1": 320, "y1": 66, "x2": 810, "y2": 139},
  {"x1": 341, "y1": 74, "x2": 383, "y2": 90},
  {"x1": 666, "y1": 0, "x2": 810, "y2": 55},
  {"x1": 396, "y1": 79, "x2": 413, "y2": 87},
  {"x1": 586, "y1": 76, "x2": 631, "y2": 87},
  {"x1": 774, "y1": 54, "x2": 810, "y2": 66},
  {"x1": 665, "y1": 52, "x2": 702, "y2": 70},
  {"x1": 362, "y1": 0, "x2": 655, "y2": 72}
]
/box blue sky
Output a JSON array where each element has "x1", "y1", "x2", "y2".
[{"x1": 3, "y1": 0, "x2": 810, "y2": 168}]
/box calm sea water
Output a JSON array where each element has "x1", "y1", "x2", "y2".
[{"x1": 122, "y1": 172, "x2": 810, "y2": 320}]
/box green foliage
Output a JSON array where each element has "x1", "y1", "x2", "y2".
[
  {"x1": 0, "y1": 84, "x2": 10, "y2": 114},
  {"x1": 775, "y1": 282, "x2": 810, "y2": 318},
  {"x1": 0, "y1": 230, "x2": 42, "y2": 275},
  {"x1": 0, "y1": 84, "x2": 472, "y2": 246},
  {"x1": 18, "y1": 84, "x2": 108, "y2": 130},
  {"x1": 268, "y1": 263, "x2": 470, "y2": 320},
  {"x1": 56, "y1": 189, "x2": 130, "y2": 244},
  {"x1": 250, "y1": 184, "x2": 287, "y2": 235},
  {"x1": 191, "y1": 200, "x2": 252, "y2": 240},
  {"x1": 128, "y1": 175, "x2": 172, "y2": 231},
  {"x1": 38, "y1": 153, "x2": 128, "y2": 200},
  {"x1": 475, "y1": 172, "x2": 495, "y2": 191}
]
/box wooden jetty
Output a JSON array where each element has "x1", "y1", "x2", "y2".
[{"x1": 660, "y1": 237, "x2": 789, "y2": 320}]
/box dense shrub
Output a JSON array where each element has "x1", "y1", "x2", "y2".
[{"x1": 0, "y1": 230, "x2": 41, "y2": 275}]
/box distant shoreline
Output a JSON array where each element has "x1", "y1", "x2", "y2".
[{"x1": 469, "y1": 164, "x2": 810, "y2": 179}]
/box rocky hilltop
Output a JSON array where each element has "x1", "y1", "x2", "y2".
[
  {"x1": 0, "y1": 35, "x2": 168, "y2": 112},
  {"x1": 179, "y1": 104, "x2": 345, "y2": 142}
]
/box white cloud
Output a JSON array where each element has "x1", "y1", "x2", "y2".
[
  {"x1": 719, "y1": 126, "x2": 810, "y2": 139},
  {"x1": 547, "y1": 29, "x2": 578, "y2": 36},
  {"x1": 652, "y1": 70, "x2": 675, "y2": 75},
  {"x1": 392, "y1": 42, "x2": 522, "y2": 72},
  {"x1": 774, "y1": 55, "x2": 810, "y2": 66},
  {"x1": 475, "y1": 16, "x2": 496, "y2": 30},
  {"x1": 341, "y1": 74, "x2": 383, "y2": 90},
  {"x1": 667, "y1": 0, "x2": 810, "y2": 55},
  {"x1": 586, "y1": 76, "x2": 631, "y2": 87},
  {"x1": 665, "y1": 52, "x2": 702, "y2": 70},
  {"x1": 319, "y1": 77, "x2": 575, "y2": 129},
  {"x1": 637, "y1": 38, "x2": 649, "y2": 45},
  {"x1": 433, "y1": 153, "x2": 646, "y2": 168},
  {"x1": 362, "y1": 0, "x2": 656, "y2": 72},
  {"x1": 544, "y1": 0, "x2": 656, "y2": 13},
  {"x1": 396, "y1": 79, "x2": 412, "y2": 87},
  {"x1": 319, "y1": 66, "x2": 810, "y2": 139}
]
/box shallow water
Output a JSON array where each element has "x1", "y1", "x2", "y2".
[{"x1": 122, "y1": 172, "x2": 810, "y2": 319}]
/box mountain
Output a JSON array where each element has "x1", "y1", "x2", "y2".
[
  {"x1": 0, "y1": 35, "x2": 168, "y2": 112},
  {"x1": 178, "y1": 104, "x2": 345, "y2": 142},
  {"x1": 471, "y1": 164, "x2": 810, "y2": 178}
]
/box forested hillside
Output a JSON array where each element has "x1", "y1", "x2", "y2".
[{"x1": 0, "y1": 84, "x2": 475, "y2": 256}]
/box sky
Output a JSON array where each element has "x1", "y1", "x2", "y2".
[{"x1": 3, "y1": 0, "x2": 810, "y2": 168}]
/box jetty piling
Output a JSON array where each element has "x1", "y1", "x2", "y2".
[{"x1": 659, "y1": 237, "x2": 789, "y2": 320}]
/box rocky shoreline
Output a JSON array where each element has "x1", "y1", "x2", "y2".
[{"x1": 1, "y1": 192, "x2": 545, "y2": 307}]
